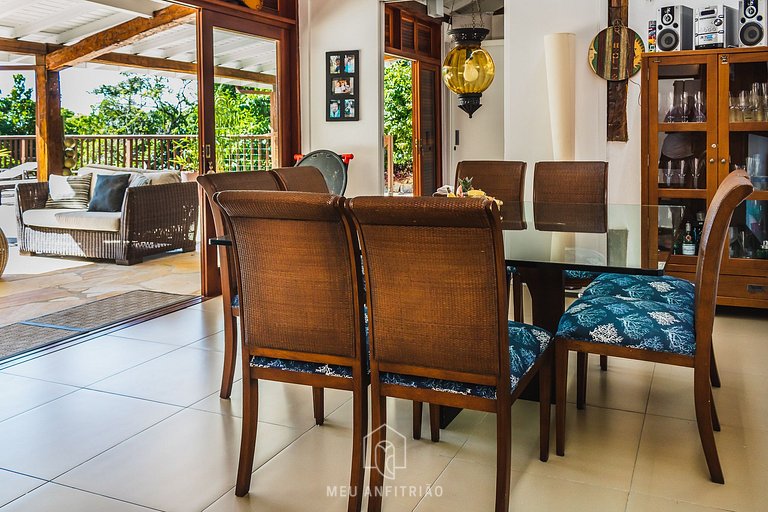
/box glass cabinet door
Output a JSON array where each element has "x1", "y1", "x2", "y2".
[
  {"x1": 719, "y1": 53, "x2": 768, "y2": 269},
  {"x1": 647, "y1": 54, "x2": 718, "y2": 266}
]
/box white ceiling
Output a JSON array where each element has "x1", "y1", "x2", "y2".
[{"x1": 0, "y1": 0, "x2": 278, "y2": 85}]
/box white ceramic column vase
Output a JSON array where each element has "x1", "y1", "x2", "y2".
[{"x1": 544, "y1": 33, "x2": 577, "y2": 160}]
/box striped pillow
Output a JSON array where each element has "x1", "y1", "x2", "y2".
[{"x1": 46, "y1": 174, "x2": 92, "y2": 210}]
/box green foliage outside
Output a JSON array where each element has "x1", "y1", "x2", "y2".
[
  {"x1": 0, "y1": 73, "x2": 273, "y2": 171},
  {"x1": 383, "y1": 59, "x2": 413, "y2": 178},
  {"x1": 0, "y1": 75, "x2": 37, "y2": 135}
]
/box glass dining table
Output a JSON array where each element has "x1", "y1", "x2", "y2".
[
  {"x1": 499, "y1": 201, "x2": 685, "y2": 335},
  {"x1": 449, "y1": 200, "x2": 686, "y2": 409}
]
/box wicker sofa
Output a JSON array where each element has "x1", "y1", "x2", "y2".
[{"x1": 15, "y1": 167, "x2": 199, "y2": 265}]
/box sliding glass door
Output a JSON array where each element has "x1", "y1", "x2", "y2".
[{"x1": 196, "y1": 9, "x2": 299, "y2": 295}]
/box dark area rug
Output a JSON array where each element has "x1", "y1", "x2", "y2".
[{"x1": 0, "y1": 290, "x2": 196, "y2": 360}]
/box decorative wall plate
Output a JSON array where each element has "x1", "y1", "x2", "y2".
[{"x1": 588, "y1": 25, "x2": 645, "y2": 81}]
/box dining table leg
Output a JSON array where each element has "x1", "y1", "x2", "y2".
[{"x1": 517, "y1": 266, "x2": 565, "y2": 402}]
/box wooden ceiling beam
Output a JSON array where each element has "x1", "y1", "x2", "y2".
[
  {"x1": 92, "y1": 51, "x2": 276, "y2": 85},
  {"x1": 0, "y1": 37, "x2": 48, "y2": 55},
  {"x1": 45, "y1": 5, "x2": 196, "y2": 71}
]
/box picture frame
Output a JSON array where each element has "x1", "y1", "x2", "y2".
[{"x1": 327, "y1": 50, "x2": 359, "y2": 122}]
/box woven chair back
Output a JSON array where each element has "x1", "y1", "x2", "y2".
[
  {"x1": 533, "y1": 161, "x2": 608, "y2": 204},
  {"x1": 455, "y1": 161, "x2": 527, "y2": 205},
  {"x1": 693, "y1": 171, "x2": 753, "y2": 345},
  {"x1": 215, "y1": 191, "x2": 362, "y2": 360},
  {"x1": 272, "y1": 166, "x2": 330, "y2": 193},
  {"x1": 197, "y1": 171, "x2": 282, "y2": 238},
  {"x1": 348, "y1": 196, "x2": 508, "y2": 380}
]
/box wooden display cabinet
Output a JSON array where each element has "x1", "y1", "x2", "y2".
[{"x1": 642, "y1": 48, "x2": 768, "y2": 308}]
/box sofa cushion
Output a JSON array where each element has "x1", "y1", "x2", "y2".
[
  {"x1": 89, "y1": 174, "x2": 130, "y2": 212},
  {"x1": 45, "y1": 174, "x2": 91, "y2": 210},
  {"x1": 77, "y1": 166, "x2": 181, "y2": 197},
  {"x1": 23, "y1": 209, "x2": 121, "y2": 232}
]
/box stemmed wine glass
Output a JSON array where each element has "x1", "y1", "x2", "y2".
[{"x1": 692, "y1": 158, "x2": 704, "y2": 189}]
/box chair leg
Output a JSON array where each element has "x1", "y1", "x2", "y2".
[
  {"x1": 710, "y1": 349, "x2": 722, "y2": 388},
  {"x1": 312, "y1": 387, "x2": 325, "y2": 426},
  {"x1": 512, "y1": 275, "x2": 524, "y2": 322},
  {"x1": 219, "y1": 312, "x2": 238, "y2": 399},
  {"x1": 235, "y1": 376, "x2": 259, "y2": 496},
  {"x1": 576, "y1": 352, "x2": 588, "y2": 410},
  {"x1": 539, "y1": 350, "x2": 552, "y2": 462},
  {"x1": 694, "y1": 369, "x2": 724, "y2": 484},
  {"x1": 710, "y1": 389, "x2": 721, "y2": 432},
  {"x1": 367, "y1": 394, "x2": 387, "y2": 512},
  {"x1": 555, "y1": 341, "x2": 568, "y2": 457},
  {"x1": 347, "y1": 384, "x2": 368, "y2": 512},
  {"x1": 429, "y1": 404, "x2": 441, "y2": 443},
  {"x1": 600, "y1": 355, "x2": 608, "y2": 372},
  {"x1": 412, "y1": 401, "x2": 423, "y2": 440},
  {"x1": 495, "y1": 407, "x2": 512, "y2": 512}
]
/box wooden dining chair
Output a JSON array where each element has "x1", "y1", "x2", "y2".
[
  {"x1": 272, "y1": 165, "x2": 330, "y2": 193},
  {"x1": 530, "y1": 161, "x2": 610, "y2": 378},
  {"x1": 197, "y1": 171, "x2": 283, "y2": 399},
  {"x1": 214, "y1": 191, "x2": 368, "y2": 507},
  {"x1": 554, "y1": 171, "x2": 754, "y2": 483},
  {"x1": 348, "y1": 196, "x2": 553, "y2": 512},
  {"x1": 456, "y1": 160, "x2": 527, "y2": 322}
]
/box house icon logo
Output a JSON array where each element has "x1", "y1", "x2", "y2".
[{"x1": 364, "y1": 424, "x2": 407, "y2": 479}]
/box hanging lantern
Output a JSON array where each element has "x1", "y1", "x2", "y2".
[{"x1": 442, "y1": 27, "x2": 495, "y2": 118}]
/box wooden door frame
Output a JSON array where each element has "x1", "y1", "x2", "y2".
[
  {"x1": 197, "y1": 8, "x2": 300, "y2": 296},
  {"x1": 415, "y1": 59, "x2": 442, "y2": 196},
  {"x1": 385, "y1": 52, "x2": 442, "y2": 197}
]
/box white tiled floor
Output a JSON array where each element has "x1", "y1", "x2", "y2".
[{"x1": 0, "y1": 296, "x2": 766, "y2": 511}]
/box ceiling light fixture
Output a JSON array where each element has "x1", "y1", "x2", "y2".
[{"x1": 441, "y1": 0, "x2": 495, "y2": 118}]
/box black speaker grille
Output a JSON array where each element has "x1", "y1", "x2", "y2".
[
  {"x1": 658, "y1": 29, "x2": 680, "y2": 51},
  {"x1": 740, "y1": 22, "x2": 764, "y2": 46}
]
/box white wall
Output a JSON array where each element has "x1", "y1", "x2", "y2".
[
  {"x1": 504, "y1": 0, "x2": 607, "y2": 201},
  {"x1": 503, "y1": 0, "x2": 740, "y2": 204},
  {"x1": 299, "y1": 0, "x2": 383, "y2": 197},
  {"x1": 447, "y1": 40, "x2": 505, "y2": 178}
]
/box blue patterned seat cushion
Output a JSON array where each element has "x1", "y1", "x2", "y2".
[
  {"x1": 556, "y1": 295, "x2": 696, "y2": 356},
  {"x1": 564, "y1": 270, "x2": 599, "y2": 281},
  {"x1": 581, "y1": 273, "x2": 695, "y2": 309},
  {"x1": 232, "y1": 294, "x2": 239, "y2": 308},
  {"x1": 380, "y1": 322, "x2": 552, "y2": 400}
]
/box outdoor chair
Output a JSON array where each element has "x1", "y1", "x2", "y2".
[
  {"x1": 554, "y1": 171, "x2": 754, "y2": 484},
  {"x1": 348, "y1": 196, "x2": 553, "y2": 512},
  {"x1": 214, "y1": 191, "x2": 368, "y2": 506},
  {"x1": 272, "y1": 165, "x2": 329, "y2": 193},
  {"x1": 197, "y1": 171, "x2": 282, "y2": 399}
]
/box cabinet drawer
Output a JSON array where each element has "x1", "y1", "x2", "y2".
[{"x1": 717, "y1": 275, "x2": 768, "y2": 302}]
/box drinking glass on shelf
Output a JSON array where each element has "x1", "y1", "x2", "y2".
[
  {"x1": 663, "y1": 160, "x2": 675, "y2": 188},
  {"x1": 741, "y1": 90, "x2": 755, "y2": 121},
  {"x1": 730, "y1": 93, "x2": 743, "y2": 122},
  {"x1": 762, "y1": 83, "x2": 768, "y2": 119},
  {"x1": 691, "y1": 91, "x2": 706, "y2": 122},
  {"x1": 752, "y1": 84, "x2": 765, "y2": 122},
  {"x1": 677, "y1": 159, "x2": 688, "y2": 188},
  {"x1": 692, "y1": 157, "x2": 704, "y2": 189}
]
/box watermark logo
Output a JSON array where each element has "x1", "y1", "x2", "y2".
[
  {"x1": 327, "y1": 423, "x2": 443, "y2": 499},
  {"x1": 365, "y1": 424, "x2": 407, "y2": 479}
]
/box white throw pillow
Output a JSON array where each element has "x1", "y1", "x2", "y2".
[{"x1": 48, "y1": 174, "x2": 77, "y2": 200}]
